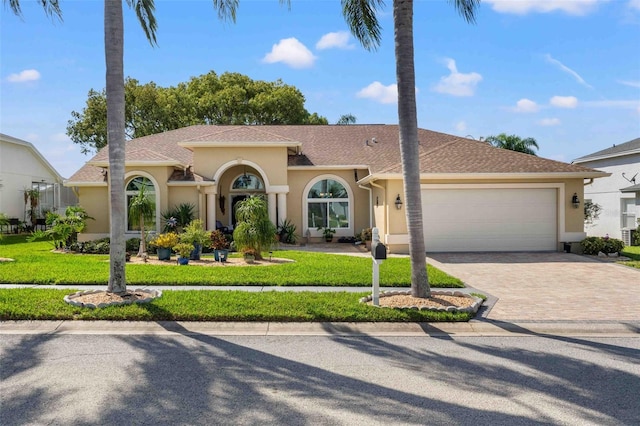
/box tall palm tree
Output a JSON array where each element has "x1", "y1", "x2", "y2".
[
  {"x1": 6, "y1": 0, "x2": 239, "y2": 293},
  {"x1": 485, "y1": 133, "x2": 539, "y2": 156},
  {"x1": 342, "y1": 0, "x2": 479, "y2": 298}
]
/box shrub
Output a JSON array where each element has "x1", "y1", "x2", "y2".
[
  {"x1": 180, "y1": 219, "x2": 211, "y2": 247},
  {"x1": 150, "y1": 232, "x2": 180, "y2": 249},
  {"x1": 581, "y1": 236, "x2": 624, "y2": 255},
  {"x1": 210, "y1": 230, "x2": 229, "y2": 250},
  {"x1": 126, "y1": 238, "x2": 141, "y2": 252},
  {"x1": 233, "y1": 196, "x2": 277, "y2": 260},
  {"x1": 173, "y1": 243, "x2": 194, "y2": 258}
]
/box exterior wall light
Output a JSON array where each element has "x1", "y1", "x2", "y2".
[
  {"x1": 571, "y1": 193, "x2": 580, "y2": 209},
  {"x1": 395, "y1": 194, "x2": 403, "y2": 210}
]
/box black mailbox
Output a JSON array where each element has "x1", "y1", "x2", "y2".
[{"x1": 371, "y1": 241, "x2": 387, "y2": 260}]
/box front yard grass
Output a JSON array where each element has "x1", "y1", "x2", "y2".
[
  {"x1": 620, "y1": 246, "x2": 640, "y2": 269},
  {"x1": 0, "y1": 235, "x2": 463, "y2": 287},
  {"x1": 0, "y1": 288, "x2": 473, "y2": 322}
]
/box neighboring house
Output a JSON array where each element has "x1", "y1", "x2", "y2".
[
  {"x1": 573, "y1": 138, "x2": 640, "y2": 245},
  {"x1": 65, "y1": 125, "x2": 606, "y2": 253},
  {"x1": 0, "y1": 133, "x2": 78, "y2": 225}
]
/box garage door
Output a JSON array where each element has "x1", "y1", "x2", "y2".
[{"x1": 422, "y1": 188, "x2": 557, "y2": 252}]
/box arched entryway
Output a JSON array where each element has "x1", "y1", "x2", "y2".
[{"x1": 229, "y1": 170, "x2": 265, "y2": 228}]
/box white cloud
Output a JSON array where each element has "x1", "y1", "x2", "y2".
[
  {"x1": 544, "y1": 54, "x2": 593, "y2": 89},
  {"x1": 316, "y1": 31, "x2": 354, "y2": 50},
  {"x1": 356, "y1": 82, "x2": 398, "y2": 104},
  {"x1": 550, "y1": 96, "x2": 578, "y2": 108},
  {"x1": 619, "y1": 80, "x2": 640, "y2": 88},
  {"x1": 485, "y1": 0, "x2": 603, "y2": 16},
  {"x1": 539, "y1": 118, "x2": 561, "y2": 126},
  {"x1": 514, "y1": 98, "x2": 539, "y2": 113},
  {"x1": 7, "y1": 69, "x2": 41, "y2": 83},
  {"x1": 630, "y1": 0, "x2": 640, "y2": 10},
  {"x1": 262, "y1": 38, "x2": 316, "y2": 69},
  {"x1": 432, "y1": 58, "x2": 482, "y2": 97},
  {"x1": 455, "y1": 121, "x2": 467, "y2": 132},
  {"x1": 25, "y1": 133, "x2": 39, "y2": 142}
]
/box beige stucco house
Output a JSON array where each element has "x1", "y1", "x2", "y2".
[{"x1": 65, "y1": 125, "x2": 607, "y2": 253}]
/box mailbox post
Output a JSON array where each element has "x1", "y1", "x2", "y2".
[{"x1": 371, "y1": 227, "x2": 387, "y2": 306}]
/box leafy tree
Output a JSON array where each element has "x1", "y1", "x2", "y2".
[
  {"x1": 337, "y1": 114, "x2": 357, "y2": 125},
  {"x1": 128, "y1": 184, "x2": 155, "y2": 256},
  {"x1": 485, "y1": 133, "x2": 540, "y2": 156},
  {"x1": 233, "y1": 196, "x2": 277, "y2": 259},
  {"x1": 342, "y1": 0, "x2": 479, "y2": 298},
  {"x1": 67, "y1": 71, "x2": 328, "y2": 153}
]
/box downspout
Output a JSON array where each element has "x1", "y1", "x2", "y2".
[
  {"x1": 369, "y1": 181, "x2": 386, "y2": 238},
  {"x1": 357, "y1": 183, "x2": 373, "y2": 228},
  {"x1": 584, "y1": 178, "x2": 594, "y2": 186}
]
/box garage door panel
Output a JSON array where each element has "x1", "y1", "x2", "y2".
[{"x1": 422, "y1": 188, "x2": 557, "y2": 252}]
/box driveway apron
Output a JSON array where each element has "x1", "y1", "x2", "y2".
[{"x1": 426, "y1": 252, "x2": 640, "y2": 322}]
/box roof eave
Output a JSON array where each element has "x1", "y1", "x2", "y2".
[
  {"x1": 88, "y1": 160, "x2": 188, "y2": 168},
  {"x1": 359, "y1": 171, "x2": 611, "y2": 184},
  {"x1": 573, "y1": 148, "x2": 640, "y2": 164}
]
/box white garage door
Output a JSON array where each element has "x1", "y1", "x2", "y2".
[{"x1": 422, "y1": 188, "x2": 557, "y2": 252}]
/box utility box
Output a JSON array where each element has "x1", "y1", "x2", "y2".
[{"x1": 371, "y1": 241, "x2": 387, "y2": 260}]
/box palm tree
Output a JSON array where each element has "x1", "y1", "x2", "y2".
[
  {"x1": 7, "y1": 0, "x2": 238, "y2": 294},
  {"x1": 485, "y1": 133, "x2": 540, "y2": 156},
  {"x1": 128, "y1": 184, "x2": 155, "y2": 256},
  {"x1": 342, "y1": 0, "x2": 479, "y2": 298}
]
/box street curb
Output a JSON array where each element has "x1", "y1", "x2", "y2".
[{"x1": 2, "y1": 320, "x2": 639, "y2": 337}]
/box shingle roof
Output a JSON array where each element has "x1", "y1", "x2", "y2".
[
  {"x1": 573, "y1": 137, "x2": 640, "y2": 163},
  {"x1": 66, "y1": 124, "x2": 603, "y2": 184}
]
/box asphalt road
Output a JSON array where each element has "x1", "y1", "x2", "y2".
[{"x1": 2, "y1": 332, "x2": 639, "y2": 425}]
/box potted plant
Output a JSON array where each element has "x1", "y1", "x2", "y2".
[
  {"x1": 241, "y1": 247, "x2": 259, "y2": 263},
  {"x1": 179, "y1": 219, "x2": 211, "y2": 260},
  {"x1": 317, "y1": 226, "x2": 336, "y2": 242},
  {"x1": 150, "y1": 232, "x2": 179, "y2": 260},
  {"x1": 173, "y1": 243, "x2": 194, "y2": 265},
  {"x1": 210, "y1": 230, "x2": 230, "y2": 262}
]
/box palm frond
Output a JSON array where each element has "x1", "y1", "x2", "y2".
[
  {"x1": 341, "y1": 0, "x2": 385, "y2": 51},
  {"x1": 126, "y1": 0, "x2": 158, "y2": 46},
  {"x1": 449, "y1": 0, "x2": 480, "y2": 24}
]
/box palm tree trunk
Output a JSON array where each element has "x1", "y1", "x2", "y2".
[
  {"x1": 138, "y1": 216, "x2": 147, "y2": 256},
  {"x1": 105, "y1": 0, "x2": 127, "y2": 293},
  {"x1": 394, "y1": 0, "x2": 430, "y2": 298}
]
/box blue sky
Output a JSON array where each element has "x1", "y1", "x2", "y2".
[{"x1": 1, "y1": 0, "x2": 639, "y2": 178}]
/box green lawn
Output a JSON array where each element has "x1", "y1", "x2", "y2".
[
  {"x1": 0, "y1": 235, "x2": 463, "y2": 287},
  {"x1": 620, "y1": 245, "x2": 640, "y2": 269},
  {"x1": 0, "y1": 288, "x2": 474, "y2": 322}
]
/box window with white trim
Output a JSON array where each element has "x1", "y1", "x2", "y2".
[
  {"x1": 307, "y1": 178, "x2": 350, "y2": 229},
  {"x1": 621, "y1": 198, "x2": 636, "y2": 229},
  {"x1": 126, "y1": 176, "x2": 156, "y2": 232}
]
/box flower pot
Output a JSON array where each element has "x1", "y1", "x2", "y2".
[
  {"x1": 217, "y1": 249, "x2": 229, "y2": 263},
  {"x1": 157, "y1": 247, "x2": 171, "y2": 261},
  {"x1": 189, "y1": 243, "x2": 202, "y2": 260},
  {"x1": 177, "y1": 256, "x2": 189, "y2": 265}
]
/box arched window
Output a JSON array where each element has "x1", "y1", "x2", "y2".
[
  {"x1": 126, "y1": 176, "x2": 156, "y2": 232},
  {"x1": 232, "y1": 172, "x2": 264, "y2": 191},
  {"x1": 307, "y1": 178, "x2": 350, "y2": 230}
]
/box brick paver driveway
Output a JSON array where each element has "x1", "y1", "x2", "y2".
[{"x1": 426, "y1": 252, "x2": 640, "y2": 322}]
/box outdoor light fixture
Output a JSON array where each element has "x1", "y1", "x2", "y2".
[
  {"x1": 395, "y1": 194, "x2": 403, "y2": 210},
  {"x1": 571, "y1": 193, "x2": 580, "y2": 209}
]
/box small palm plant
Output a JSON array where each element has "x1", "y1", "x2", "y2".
[
  {"x1": 233, "y1": 196, "x2": 277, "y2": 260},
  {"x1": 128, "y1": 185, "x2": 155, "y2": 256}
]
